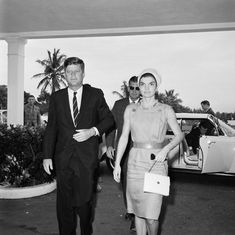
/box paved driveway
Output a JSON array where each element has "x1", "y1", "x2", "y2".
[{"x1": 0, "y1": 163, "x2": 235, "y2": 235}]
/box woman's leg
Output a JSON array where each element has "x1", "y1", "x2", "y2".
[
  {"x1": 146, "y1": 219, "x2": 159, "y2": 235},
  {"x1": 135, "y1": 216, "x2": 147, "y2": 235}
]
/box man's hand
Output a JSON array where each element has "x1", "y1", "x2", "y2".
[
  {"x1": 73, "y1": 128, "x2": 95, "y2": 142},
  {"x1": 106, "y1": 146, "x2": 115, "y2": 159},
  {"x1": 43, "y1": 159, "x2": 53, "y2": 175}
]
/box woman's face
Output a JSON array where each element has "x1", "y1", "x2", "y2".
[{"x1": 139, "y1": 75, "x2": 157, "y2": 98}]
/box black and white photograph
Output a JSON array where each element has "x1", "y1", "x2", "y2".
[{"x1": 0, "y1": 1, "x2": 235, "y2": 235}]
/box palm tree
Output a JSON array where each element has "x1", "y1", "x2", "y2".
[
  {"x1": 163, "y1": 89, "x2": 183, "y2": 111},
  {"x1": 32, "y1": 49, "x2": 67, "y2": 94},
  {"x1": 155, "y1": 92, "x2": 165, "y2": 103},
  {"x1": 112, "y1": 81, "x2": 129, "y2": 99}
]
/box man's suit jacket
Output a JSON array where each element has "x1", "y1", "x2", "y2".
[
  {"x1": 185, "y1": 127, "x2": 201, "y2": 154},
  {"x1": 106, "y1": 98, "x2": 130, "y2": 151},
  {"x1": 43, "y1": 84, "x2": 114, "y2": 204},
  {"x1": 206, "y1": 108, "x2": 215, "y2": 116},
  {"x1": 106, "y1": 98, "x2": 132, "y2": 161}
]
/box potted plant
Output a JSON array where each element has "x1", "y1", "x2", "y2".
[{"x1": 0, "y1": 124, "x2": 56, "y2": 199}]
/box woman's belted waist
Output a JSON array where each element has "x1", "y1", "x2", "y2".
[{"x1": 133, "y1": 142, "x2": 163, "y2": 149}]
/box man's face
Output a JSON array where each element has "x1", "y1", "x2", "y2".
[
  {"x1": 201, "y1": 104, "x2": 208, "y2": 111},
  {"x1": 128, "y1": 81, "x2": 140, "y2": 101},
  {"x1": 65, "y1": 64, "x2": 84, "y2": 90},
  {"x1": 28, "y1": 97, "x2": 35, "y2": 105},
  {"x1": 200, "y1": 126, "x2": 208, "y2": 135}
]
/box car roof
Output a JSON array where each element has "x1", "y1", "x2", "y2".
[
  {"x1": 175, "y1": 113, "x2": 235, "y2": 136},
  {"x1": 176, "y1": 113, "x2": 211, "y2": 119}
]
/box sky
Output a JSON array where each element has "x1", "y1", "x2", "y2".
[{"x1": 1, "y1": 30, "x2": 235, "y2": 112}]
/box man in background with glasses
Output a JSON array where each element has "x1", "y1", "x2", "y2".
[{"x1": 106, "y1": 76, "x2": 140, "y2": 231}]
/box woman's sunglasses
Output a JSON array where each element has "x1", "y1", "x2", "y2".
[{"x1": 129, "y1": 86, "x2": 140, "y2": 91}]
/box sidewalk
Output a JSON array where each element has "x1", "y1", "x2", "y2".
[
  {"x1": 0, "y1": 163, "x2": 130, "y2": 235},
  {"x1": 0, "y1": 163, "x2": 235, "y2": 235}
]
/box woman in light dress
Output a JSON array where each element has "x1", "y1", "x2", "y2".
[{"x1": 113, "y1": 69, "x2": 183, "y2": 235}]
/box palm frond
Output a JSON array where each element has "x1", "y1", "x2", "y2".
[
  {"x1": 40, "y1": 80, "x2": 50, "y2": 93},
  {"x1": 36, "y1": 76, "x2": 50, "y2": 89},
  {"x1": 32, "y1": 73, "x2": 46, "y2": 79},
  {"x1": 112, "y1": 91, "x2": 124, "y2": 99}
]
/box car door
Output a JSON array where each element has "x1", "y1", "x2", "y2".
[{"x1": 200, "y1": 136, "x2": 235, "y2": 173}]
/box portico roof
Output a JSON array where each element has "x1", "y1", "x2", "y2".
[
  {"x1": 1, "y1": 0, "x2": 235, "y2": 126},
  {"x1": 1, "y1": 0, "x2": 235, "y2": 38}
]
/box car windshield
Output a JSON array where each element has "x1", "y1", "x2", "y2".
[
  {"x1": 179, "y1": 118, "x2": 220, "y2": 136},
  {"x1": 217, "y1": 119, "x2": 235, "y2": 137}
]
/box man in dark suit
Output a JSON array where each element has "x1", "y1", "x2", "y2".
[
  {"x1": 43, "y1": 57, "x2": 114, "y2": 235},
  {"x1": 185, "y1": 121, "x2": 209, "y2": 154},
  {"x1": 106, "y1": 76, "x2": 140, "y2": 231},
  {"x1": 201, "y1": 100, "x2": 215, "y2": 116}
]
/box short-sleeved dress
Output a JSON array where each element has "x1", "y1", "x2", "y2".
[{"x1": 126, "y1": 102, "x2": 175, "y2": 220}]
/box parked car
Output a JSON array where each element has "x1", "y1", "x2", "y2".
[
  {"x1": 166, "y1": 113, "x2": 235, "y2": 175},
  {"x1": 105, "y1": 113, "x2": 235, "y2": 176}
]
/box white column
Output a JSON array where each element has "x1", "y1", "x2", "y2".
[{"x1": 6, "y1": 37, "x2": 27, "y2": 125}]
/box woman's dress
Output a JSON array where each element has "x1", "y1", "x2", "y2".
[{"x1": 126, "y1": 102, "x2": 175, "y2": 220}]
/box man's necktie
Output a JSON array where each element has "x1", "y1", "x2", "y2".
[{"x1": 73, "y1": 92, "x2": 79, "y2": 126}]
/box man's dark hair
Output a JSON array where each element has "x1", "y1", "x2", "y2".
[
  {"x1": 28, "y1": 95, "x2": 35, "y2": 99},
  {"x1": 64, "y1": 57, "x2": 85, "y2": 72},
  {"x1": 128, "y1": 76, "x2": 138, "y2": 85},
  {"x1": 201, "y1": 100, "x2": 210, "y2": 106},
  {"x1": 199, "y1": 121, "x2": 209, "y2": 129}
]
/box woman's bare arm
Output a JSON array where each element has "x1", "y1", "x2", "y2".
[{"x1": 113, "y1": 106, "x2": 131, "y2": 182}]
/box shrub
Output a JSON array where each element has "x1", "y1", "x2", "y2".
[{"x1": 0, "y1": 124, "x2": 55, "y2": 187}]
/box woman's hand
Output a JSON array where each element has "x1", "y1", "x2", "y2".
[
  {"x1": 113, "y1": 164, "x2": 121, "y2": 183},
  {"x1": 155, "y1": 148, "x2": 168, "y2": 162}
]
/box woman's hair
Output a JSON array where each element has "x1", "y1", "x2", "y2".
[{"x1": 139, "y1": 72, "x2": 158, "y2": 86}]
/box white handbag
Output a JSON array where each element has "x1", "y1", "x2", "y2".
[
  {"x1": 143, "y1": 172, "x2": 170, "y2": 196},
  {"x1": 143, "y1": 158, "x2": 170, "y2": 196}
]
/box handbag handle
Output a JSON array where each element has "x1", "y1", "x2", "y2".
[{"x1": 148, "y1": 154, "x2": 157, "y2": 172}]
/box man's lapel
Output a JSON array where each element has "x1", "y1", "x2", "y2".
[
  {"x1": 76, "y1": 85, "x2": 90, "y2": 125},
  {"x1": 63, "y1": 88, "x2": 75, "y2": 128},
  {"x1": 124, "y1": 98, "x2": 130, "y2": 107},
  {"x1": 118, "y1": 98, "x2": 130, "y2": 123}
]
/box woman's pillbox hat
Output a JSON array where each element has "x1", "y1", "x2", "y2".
[{"x1": 138, "y1": 68, "x2": 161, "y2": 86}]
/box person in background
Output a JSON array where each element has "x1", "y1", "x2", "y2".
[
  {"x1": 185, "y1": 121, "x2": 209, "y2": 154},
  {"x1": 201, "y1": 100, "x2": 215, "y2": 116},
  {"x1": 43, "y1": 57, "x2": 114, "y2": 235},
  {"x1": 113, "y1": 68, "x2": 183, "y2": 235},
  {"x1": 106, "y1": 75, "x2": 140, "y2": 231},
  {"x1": 24, "y1": 95, "x2": 41, "y2": 127}
]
